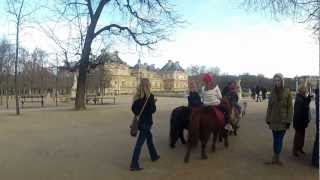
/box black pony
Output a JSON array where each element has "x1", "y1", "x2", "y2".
[{"x1": 169, "y1": 106, "x2": 190, "y2": 148}]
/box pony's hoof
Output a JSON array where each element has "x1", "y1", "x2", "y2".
[
  {"x1": 212, "y1": 146, "x2": 216, "y2": 152},
  {"x1": 184, "y1": 158, "x2": 189, "y2": 163},
  {"x1": 224, "y1": 142, "x2": 229, "y2": 148},
  {"x1": 170, "y1": 144, "x2": 175, "y2": 149},
  {"x1": 201, "y1": 155, "x2": 208, "y2": 160}
]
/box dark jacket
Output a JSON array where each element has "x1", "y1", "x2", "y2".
[
  {"x1": 222, "y1": 87, "x2": 238, "y2": 105},
  {"x1": 293, "y1": 93, "x2": 312, "y2": 129},
  {"x1": 188, "y1": 91, "x2": 202, "y2": 108},
  {"x1": 315, "y1": 89, "x2": 319, "y2": 133},
  {"x1": 131, "y1": 94, "x2": 156, "y2": 130}
]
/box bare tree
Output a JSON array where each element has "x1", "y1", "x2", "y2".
[
  {"x1": 50, "y1": 0, "x2": 182, "y2": 110},
  {"x1": 6, "y1": 0, "x2": 40, "y2": 114},
  {"x1": 0, "y1": 39, "x2": 12, "y2": 105},
  {"x1": 244, "y1": 0, "x2": 320, "y2": 30}
]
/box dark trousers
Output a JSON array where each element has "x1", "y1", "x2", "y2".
[
  {"x1": 312, "y1": 132, "x2": 319, "y2": 167},
  {"x1": 130, "y1": 129, "x2": 159, "y2": 168},
  {"x1": 218, "y1": 105, "x2": 229, "y2": 124},
  {"x1": 293, "y1": 128, "x2": 306, "y2": 152},
  {"x1": 272, "y1": 130, "x2": 286, "y2": 155}
]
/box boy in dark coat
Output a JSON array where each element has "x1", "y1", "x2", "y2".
[{"x1": 188, "y1": 80, "x2": 202, "y2": 109}]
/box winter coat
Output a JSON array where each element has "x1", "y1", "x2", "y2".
[
  {"x1": 131, "y1": 94, "x2": 156, "y2": 130},
  {"x1": 203, "y1": 85, "x2": 222, "y2": 106},
  {"x1": 293, "y1": 93, "x2": 312, "y2": 129},
  {"x1": 266, "y1": 88, "x2": 293, "y2": 131},
  {"x1": 316, "y1": 89, "x2": 319, "y2": 133},
  {"x1": 188, "y1": 91, "x2": 203, "y2": 108}
]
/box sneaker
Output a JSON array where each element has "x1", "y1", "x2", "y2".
[
  {"x1": 152, "y1": 155, "x2": 160, "y2": 162},
  {"x1": 224, "y1": 124, "x2": 233, "y2": 131},
  {"x1": 130, "y1": 167, "x2": 144, "y2": 171}
]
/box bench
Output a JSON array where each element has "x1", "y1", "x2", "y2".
[
  {"x1": 55, "y1": 96, "x2": 71, "y2": 103},
  {"x1": 21, "y1": 95, "x2": 44, "y2": 108},
  {"x1": 86, "y1": 95, "x2": 116, "y2": 105}
]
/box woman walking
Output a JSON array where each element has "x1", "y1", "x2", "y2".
[
  {"x1": 292, "y1": 84, "x2": 312, "y2": 157},
  {"x1": 130, "y1": 78, "x2": 160, "y2": 171},
  {"x1": 265, "y1": 73, "x2": 293, "y2": 166}
]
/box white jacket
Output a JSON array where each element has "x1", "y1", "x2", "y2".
[{"x1": 203, "y1": 85, "x2": 222, "y2": 106}]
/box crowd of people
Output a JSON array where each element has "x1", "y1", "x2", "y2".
[{"x1": 128, "y1": 73, "x2": 319, "y2": 171}]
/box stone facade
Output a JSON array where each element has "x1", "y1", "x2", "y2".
[
  {"x1": 59, "y1": 51, "x2": 188, "y2": 95},
  {"x1": 88, "y1": 51, "x2": 188, "y2": 95},
  {"x1": 160, "y1": 60, "x2": 188, "y2": 92}
]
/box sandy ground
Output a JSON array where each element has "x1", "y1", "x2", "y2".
[{"x1": 0, "y1": 96, "x2": 318, "y2": 180}]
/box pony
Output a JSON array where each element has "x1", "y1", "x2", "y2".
[
  {"x1": 184, "y1": 106, "x2": 229, "y2": 163},
  {"x1": 169, "y1": 106, "x2": 190, "y2": 148},
  {"x1": 229, "y1": 101, "x2": 247, "y2": 136}
]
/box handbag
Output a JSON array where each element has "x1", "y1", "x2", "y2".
[{"x1": 130, "y1": 95, "x2": 150, "y2": 137}]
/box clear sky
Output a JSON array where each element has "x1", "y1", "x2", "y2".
[{"x1": 0, "y1": 0, "x2": 318, "y2": 78}]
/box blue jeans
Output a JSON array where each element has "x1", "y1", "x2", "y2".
[
  {"x1": 130, "y1": 129, "x2": 159, "y2": 169},
  {"x1": 272, "y1": 130, "x2": 286, "y2": 155}
]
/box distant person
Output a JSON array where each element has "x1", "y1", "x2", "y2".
[
  {"x1": 265, "y1": 73, "x2": 293, "y2": 166},
  {"x1": 251, "y1": 87, "x2": 256, "y2": 100},
  {"x1": 130, "y1": 78, "x2": 160, "y2": 171},
  {"x1": 255, "y1": 86, "x2": 260, "y2": 102},
  {"x1": 188, "y1": 80, "x2": 203, "y2": 109},
  {"x1": 258, "y1": 90, "x2": 263, "y2": 102},
  {"x1": 312, "y1": 88, "x2": 319, "y2": 168},
  {"x1": 222, "y1": 80, "x2": 241, "y2": 118},
  {"x1": 292, "y1": 84, "x2": 312, "y2": 157},
  {"x1": 262, "y1": 88, "x2": 267, "y2": 100}
]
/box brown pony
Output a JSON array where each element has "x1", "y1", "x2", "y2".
[{"x1": 184, "y1": 105, "x2": 229, "y2": 163}]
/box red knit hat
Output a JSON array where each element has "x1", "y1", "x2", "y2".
[{"x1": 202, "y1": 73, "x2": 214, "y2": 83}]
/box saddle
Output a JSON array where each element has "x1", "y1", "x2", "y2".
[{"x1": 203, "y1": 105, "x2": 225, "y2": 128}]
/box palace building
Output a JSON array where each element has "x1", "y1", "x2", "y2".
[{"x1": 86, "y1": 51, "x2": 188, "y2": 95}]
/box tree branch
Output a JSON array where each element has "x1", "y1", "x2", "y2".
[
  {"x1": 85, "y1": 0, "x2": 94, "y2": 19},
  {"x1": 94, "y1": 24, "x2": 158, "y2": 47},
  {"x1": 125, "y1": 0, "x2": 155, "y2": 24},
  {"x1": 93, "y1": 0, "x2": 111, "y2": 20}
]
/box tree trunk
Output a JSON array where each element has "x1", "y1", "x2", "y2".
[
  {"x1": 75, "y1": 64, "x2": 87, "y2": 110},
  {"x1": 74, "y1": 35, "x2": 93, "y2": 110},
  {"x1": 74, "y1": 16, "x2": 99, "y2": 110},
  {"x1": 15, "y1": 21, "x2": 20, "y2": 115}
]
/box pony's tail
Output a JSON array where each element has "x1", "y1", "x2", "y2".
[{"x1": 188, "y1": 110, "x2": 199, "y2": 147}]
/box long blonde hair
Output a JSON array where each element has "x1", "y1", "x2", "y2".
[{"x1": 133, "y1": 78, "x2": 151, "y2": 101}]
